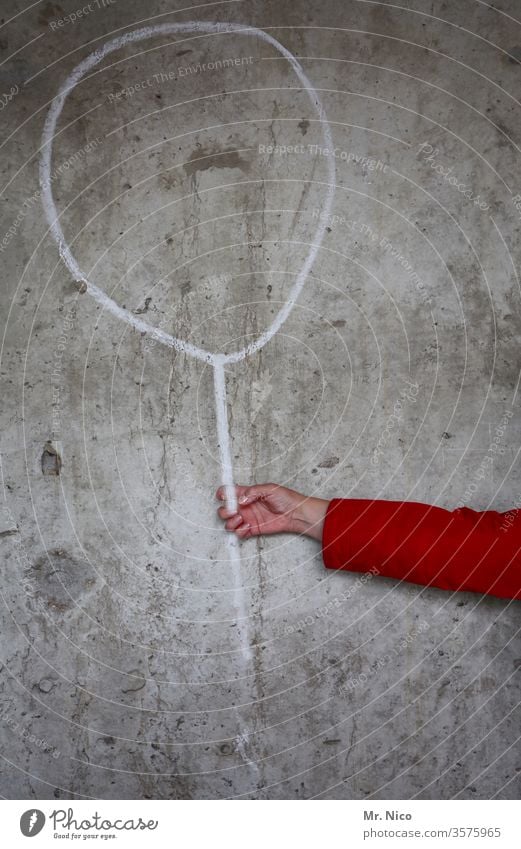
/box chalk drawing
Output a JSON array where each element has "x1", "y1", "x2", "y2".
[{"x1": 40, "y1": 23, "x2": 336, "y2": 678}]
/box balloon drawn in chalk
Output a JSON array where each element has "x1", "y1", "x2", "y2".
[{"x1": 41, "y1": 22, "x2": 336, "y2": 660}]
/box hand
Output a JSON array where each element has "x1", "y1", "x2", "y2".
[{"x1": 215, "y1": 483, "x2": 329, "y2": 542}]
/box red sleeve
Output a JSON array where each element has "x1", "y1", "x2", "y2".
[{"x1": 321, "y1": 499, "x2": 521, "y2": 600}]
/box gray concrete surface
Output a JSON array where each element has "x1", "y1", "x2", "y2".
[{"x1": 1, "y1": 0, "x2": 520, "y2": 799}]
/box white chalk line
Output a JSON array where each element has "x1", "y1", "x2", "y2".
[
  {"x1": 40, "y1": 22, "x2": 336, "y2": 367},
  {"x1": 40, "y1": 23, "x2": 336, "y2": 781},
  {"x1": 213, "y1": 359, "x2": 253, "y2": 663}
]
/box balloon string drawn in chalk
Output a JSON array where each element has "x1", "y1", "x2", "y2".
[{"x1": 40, "y1": 22, "x2": 337, "y2": 660}]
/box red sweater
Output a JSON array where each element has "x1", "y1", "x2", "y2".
[{"x1": 321, "y1": 499, "x2": 521, "y2": 600}]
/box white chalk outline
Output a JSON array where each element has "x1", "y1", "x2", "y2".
[{"x1": 40, "y1": 22, "x2": 336, "y2": 664}]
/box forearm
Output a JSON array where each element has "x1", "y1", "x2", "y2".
[
  {"x1": 321, "y1": 498, "x2": 521, "y2": 600},
  {"x1": 292, "y1": 496, "x2": 330, "y2": 542}
]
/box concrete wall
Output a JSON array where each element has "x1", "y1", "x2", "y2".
[{"x1": 1, "y1": 0, "x2": 520, "y2": 799}]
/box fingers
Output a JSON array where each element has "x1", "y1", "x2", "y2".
[
  {"x1": 218, "y1": 507, "x2": 252, "y2": 539},
  {"x1": 225, "y1": 514, "x2": 244, "y2": 532},
  {"x1": 235, "y1": 521, "x2": 252, "y2": 539},
  {"x1": 218, "y1": 505, "x2": 238, "y2": 520},
  {"x1": 215, "y1": 484, "x2": 271, "y2": 542}
]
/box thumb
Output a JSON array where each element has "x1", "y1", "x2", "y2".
[{"x1": 237, "y1": 483, "x2": 277, "y2": 505}]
